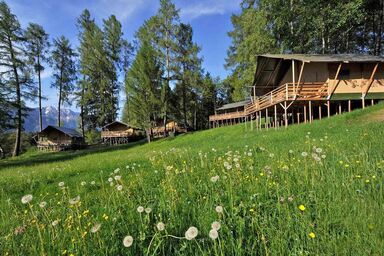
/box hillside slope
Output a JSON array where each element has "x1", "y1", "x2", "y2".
[{"x1": 1, "y1": 104, "x2": 384, "y2": 255}]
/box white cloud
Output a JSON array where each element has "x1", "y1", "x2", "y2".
[{"x1": 180, "y1": 0, "x2": 240, "y2": 20}]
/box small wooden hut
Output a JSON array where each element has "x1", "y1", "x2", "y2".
[
  {"x1": 151, "y1": 121, "x2": 187, "y2": 138},
  {"x1": 37, "y1": 126, "x2": 85, "y2": 151},
  {"x1": 101, "y1": 121, "x2": 145, "y2": 145}
]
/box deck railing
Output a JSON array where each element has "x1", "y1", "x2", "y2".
[
  {"x1": 209, "y1": 82, "x2": 328, "y2": 122},
  {"x1": 101, "y1": 131, "x2": 134, "y2": 138},
  {"x1": 245, "y1": 82, "x2": 328, "y2": 115},
  {"x1": 209, "y1": 111, "x2": 246, "y2": 122}
]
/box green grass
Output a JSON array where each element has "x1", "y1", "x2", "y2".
[{"x1": 1, "y1": 104, "x2": 384, "y2": 255}]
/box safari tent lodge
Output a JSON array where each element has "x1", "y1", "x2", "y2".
[
  {"x1": 101, "y1": 121, "x2": 145, "y2": 145},
  {"x1": 209, "y1": 54, "x2": 384, "y2": 128},
  {"x1": 37, "y1": 126, "x2": 85, "y2": 151}
]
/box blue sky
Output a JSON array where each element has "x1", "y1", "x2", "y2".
[{"x1": 8, "y1": 0, "x2": 240, "y2": 113}]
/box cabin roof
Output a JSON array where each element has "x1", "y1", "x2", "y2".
[
  {"x1": 102, "y1": 120, "x2": 143, "y2": 130},
  {"x1": 102, "y1": 121, "x2": 129, "y2": 129},
  {"x1": 40, "y1": 125, "x2": 83, "y2": 138},
  {"x1": 217, "y1": 100, "x2": 250, "y2": 111},
  {"x1": 260, "y1": 54, "x2": 384, "y2": 63}
]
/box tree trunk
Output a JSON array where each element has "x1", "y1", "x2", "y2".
[
  {"x1": 58, "y1": 87, "x2": 62, "y2": 126},
  {"x1": 38, "y1": 56, "x2": 43, "y2": 132},
  {"x1": 8, "y1": 36, "x2": 21, "y2": 157},
  {"x1": 58, "y1": 60, "x2": 63, "y2": 127},
  {"x1": 183, "y1": 80, "x2": 187, "y2": 127},
  {"x1": 0, "y1": 144, "x2": 4, "y2": 159},
  {"x1": 146, "y1": 128, "x2": 151, "y2": 143}
]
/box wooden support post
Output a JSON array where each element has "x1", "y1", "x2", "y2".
[
  {"x1": 371, "y1": 99, "x2": 374, "y2": 106},
  {"x1": 251, "y1": 116, "x2": 253, "y2": 131},
  {"x1": 327, "y1": 101, "x2": 331, "y2": 118},
  {"x1": 304, "y1": 105, "x2": 307, "y2": 123},
  {"x1": 266, "y1": 108, "x2": 269, "y2": 130},
  {"x1": 274, "y1": 105, "x2": 277, "y2": 130},
  {"x1": 348, "y1": 100, "x2": 351, "y2": 112},
  {"x1": 297, "y1": 112, "x2": 300, "y2": 124},
  {"x1": 284, "y1": 102, "x2": 288, "y2": 128},
  {"x1": 309, "y1": 101, "x2": 312, "y2": 123},
  {"x1": 319, "y1": 105, "x2": 322, "y2": 120},
  {"x1": 362, "y1": 98, "x2": 365, "y2": 109},
  {"x1": 338, "y1": 103, "x2": 342, "y2": 115}
]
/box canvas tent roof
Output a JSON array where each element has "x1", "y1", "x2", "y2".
[
  {"x1": 40, "y1": 125, "x2": 83, "y2": 138},
  {"x1": 252, "y1": 54, "x2": 384, "y2": 91},
  {"x1": 217, "y1": 100, "x2": 250, "y2": 111},
  {"x1": 259, "y1": 54, "x2": 384, "y2": 63}
]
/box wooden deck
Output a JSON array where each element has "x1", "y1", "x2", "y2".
[
  {"x1": 245, "y1": 82, "x2": 328, "y2": 115},
  {"x1": 101, "y1": 131, "x2": 134, "y2": 138}
]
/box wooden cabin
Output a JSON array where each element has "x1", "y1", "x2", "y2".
[
  {"x1": 151, "y1": 121, "x2": 187, "y2": 138},
  {"x1": 209, "y1": 54, "x2": 384, "y2": 128},
  {"x1": 101, "y1": 121, "x2": 145, "y2": 145},
  {"x1": 37, "y1": 126, "x2": 85, "y2": 151},
  {"x1": 209, "y1": 100, "x2": 250, "y2": 127}
]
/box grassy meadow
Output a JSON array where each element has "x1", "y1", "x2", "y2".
[{"x1": 1, "y1": 104, "x2": 384, "y2": 255}]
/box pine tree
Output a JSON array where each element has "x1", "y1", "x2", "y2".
[
  {"x1": 0, "y1": 1, "x2": 35, "y2": 156},
  {"x1": 174, "y1": 23, "x2": 202, "y2": 127},
  {"x1": 25, "y1": 23, "x2": 50, "y2": 131},
  {"x1": 50, "y1": 36, "x2": 77, "y2": 127},
  {"x1": 125, "y1": 41, "x2": 162, "y2": 142}
]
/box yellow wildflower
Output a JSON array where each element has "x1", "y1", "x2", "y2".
[
  {"x1": 298, "y1": 205, "x2": 306, "y2": 211},
  {"x1": 309, "y1": 232, "x2": 316, "y2": 238}
]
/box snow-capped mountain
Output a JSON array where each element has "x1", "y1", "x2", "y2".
[{"x1": 24, "y1": 106, "x2": 80, "y2": 132}]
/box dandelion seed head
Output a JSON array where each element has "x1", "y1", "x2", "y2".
[
  {"x1": 185, "y1": 226, "x2": 198, "y2": 240},
  {"x1": 52, "y1": 220, "x2": 59, "y2": 226},
  {"x1": 58, "y1": 182, "x2": 65, "y2": 187},
  {"x1": 210, "y1": 175, "x2": 220, "y2": 182},
  {"x1": 39, "y1": 201, "x2": 47, "y2": 208},
  {"x1": 211, "y1": 221, "x2": 221, "y2": 231},
  {"x1": 69, "y1": 196, "x2": 80, "y2": 205},
  {"x1": 215, "y1": 205, "x2": 223, "y2": 214},
  {"x1": 90, "y1": 223, "x2": 101, "y2": 233},
  {"x1": 301, "y1": 152, "x2": 308, "y2": 157},
  {"x1": 116, "y1": 185, "x2": 123, "y2": 191},
  {"x1": 137, "y1": 206, "x2": 144, "y2": 213},
  {"x1": 156, "y1": 222, "x2": 165, "y2": 231},
  {"x1": 108, "y1": 177, "x2": 113, "y2": 182},
  {"x1": 209, "y1": 229, "x2": 218, "y2": 240},
  {"x1": 21, "y1": 194, "x2": 33, "y2": 204},
  {"x1": 123, "y1": 235, "x2": 133, "y2": 247},
  {"x1": 145, "y1": 207, "x2": 152, "y2": 214},
  {"x1": 114, "y1": 175, "x2": 121, "y2": 181}
]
